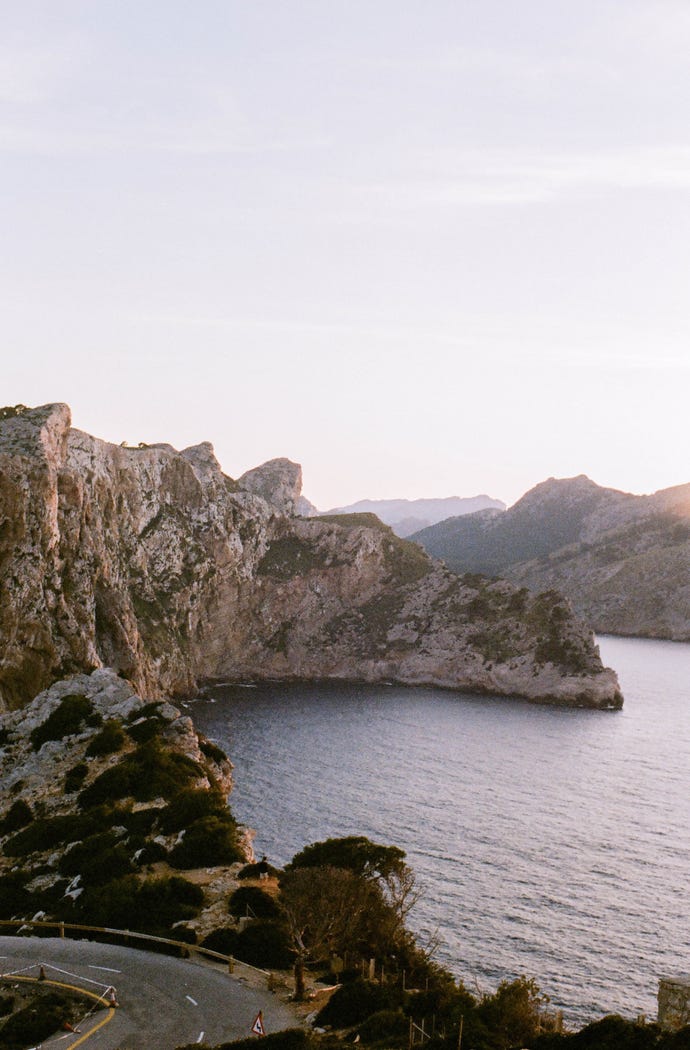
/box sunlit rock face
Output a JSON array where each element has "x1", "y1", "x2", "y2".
[{"x1": 0, "y1": 404, "x2": 622, "y2": 712}]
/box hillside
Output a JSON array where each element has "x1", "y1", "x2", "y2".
[
  {"x1": 0, "y1": 668, "x2": 244, "y2": 943},
  {"x1": 412, "y1": 476, "x2": 690, "y2": 640},
  {"x1": 0, "y1": 405, "x2": 621, "y2": 710}
]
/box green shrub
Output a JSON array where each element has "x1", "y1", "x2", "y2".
[
  {"x1": 177, "y1": 1029, "x2": 311, "y2": 1050},
  {"x1": 76, "y1": 874, "x2": 203, "y2": 933},
  {"x1": 228, "y1": 885, "x2": 280, "y2": 920},
  {"x1": 118, "y1": 807, "x2": 160, "y2": 835},
  {"x1": 0, "y1": 990, "x2": 76, "y2": 1049},
  {"x1": 357, "y1": 1008, "x2": 409, "y2": 1044},
  {"x1": 78, "y1": 740, "x2": 202, "y2": 808},
  {"x1": 159, "y1": 788, "x2": 230, "y2": 834},
  {"x1": 58, "y1": 831, "x2": 134, "y2": 885},
  {"x1": 3, "y1": 811, "x2": 102, "y2": 856},
  {"x1": 0, "y1": 798, "x2": 33, "y2": 835},
  {"x1": 136, "y1": 840, "x2": 168, "y2": 865},
  {"x1": 0, "y1": 872, "x2": 32, "y2": 918},
  {"x1": 77, "y1": 762, "x2": 133, "y2": 807},
  {"x1": 127, "y1": 716, "x2": 163, "y2": 743},
  {"x1": 234, "y1": 919, "x2": 293, "y2": 970},
  {"x1": 85, "y1": 719, "x2": 126, "y2": 757},
  {"x1": 64, "y1": 763, "x2": 88, "y2": 793},
  {"x1": 201, "y1": 927, "x2": 239, "y2": 956},
  {"x1": 315, "y1": 978, "x2": 403, "y2": 1028},
  {"x1": 30, "y1": 694, "x2": 101, "y2": 750},
  {"x1": 169, "y1": 815, "x2": 243, "y2": 869},
  {"x1": 238, "y1": 860, "x2": 281, "y2": 880},
  {"x1": 126, "y1": 702, "x2": 164, "y2": 722},
  {"x1": 200, "y1": 738, "x2": 228, "y2": 764}
]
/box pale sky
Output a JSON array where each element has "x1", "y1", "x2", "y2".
[{"x1": 2, "y1": 1, "x2": 689, "y2": 509}]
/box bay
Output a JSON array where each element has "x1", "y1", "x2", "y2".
[{"x1": 187, "y1": 636, "x2": 690, "y2": 1026}]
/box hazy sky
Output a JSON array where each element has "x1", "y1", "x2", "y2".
[{"x1": 2, "y1": 1, "x2": 689, "y2": 508}]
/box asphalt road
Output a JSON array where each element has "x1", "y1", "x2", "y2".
[{"x1": 0, "y1": 936, "x2": 300, "y2": 1049}]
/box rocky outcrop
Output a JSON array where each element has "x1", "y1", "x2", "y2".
[
  {"x1": 238, "y1": 458, "x2": 303, "y2": 515},
  {"x1": 0, "y1": 667, "x2": 233, "y2": 807},
  {"x1": 0, "y1": 405, "x2": 622, "y2": 711},
  {"x1": 0, "y1": 668, "x2": 245, "y2": 942},
  {"x1": 412, "y1": 475, "x2": 690, "y2": 641}
]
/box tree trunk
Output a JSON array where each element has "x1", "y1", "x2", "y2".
[{"x1": 294, "y1": 956, "x2": 306, "y2": 1000}]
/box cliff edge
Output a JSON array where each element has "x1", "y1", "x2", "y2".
[{"x1": 0, "y1": 404, "x2": 622, "y2": 711}]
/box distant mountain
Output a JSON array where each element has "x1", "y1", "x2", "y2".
[
  {"x1": 412, "y1": 475, "x2": 690, "y2": 641},
  {"x1": 320, "y1": 495, "x2": 505, "y2": 537}
]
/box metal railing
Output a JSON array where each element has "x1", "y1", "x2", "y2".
[{"x1": 0, "y1": 918, "x2": 274, "y2": 985}]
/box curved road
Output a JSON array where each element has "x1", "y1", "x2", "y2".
[{"x1": 0, "y1": 936, "x2": 300, "y2": 1049}]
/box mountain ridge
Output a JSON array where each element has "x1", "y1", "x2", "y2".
[
  {"x1": 412, "y1": 475, "x2": 690, "y2": 640},
  {"x1": 319, "y1": 494, "x2": 506, "y2": 537}
]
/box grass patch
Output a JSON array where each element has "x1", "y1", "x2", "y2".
[
  {"x1": 257, "y1": 536, "x2": 331, "y2": 579},
  {"x1": 85, "y1": 719, "x2": 126, "y2": 757}
]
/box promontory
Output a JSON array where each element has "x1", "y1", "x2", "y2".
[{"x1": 0, "y1": 404, "x2": 622, "y2": 712}]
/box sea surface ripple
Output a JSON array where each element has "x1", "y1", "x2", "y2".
[{"x1": 188, "y1": 636, "x2": 690, "y2": 1026}]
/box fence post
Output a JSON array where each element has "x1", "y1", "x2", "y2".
[
  {"x1": 228, "y1": 956, "x2": 235, "y2": 974},
  {"x1": 59, "y1": 922, "x2": 65, "y2": 939}
]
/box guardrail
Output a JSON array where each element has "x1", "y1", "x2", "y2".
[{"x1": 0, "y1": 919, "x2": 274, "y2": 986}]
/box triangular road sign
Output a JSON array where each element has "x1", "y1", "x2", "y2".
[{"x1": 251, "y1": 1011, "x2": 266, "y2": 1037}]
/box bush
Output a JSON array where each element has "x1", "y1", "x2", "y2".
[
  {"x1": 76, "y1": 874, "x2": 204, "y2": 933},
  {"x1": 358, "y1": 1008, "x2": 409, "y2": 1045},
  {"x1": 77, "y1": 762, "x2": 133, "y2": 808},
  {"x1": 136, "y1": 840, "x2": 168, "y2": 865},
  {"x1": 200, "y1": 738, "x2": 228, "y2": 764},
  {"x1": 30, "y1": 694, "x2": 101, "y2": 750},
  {"x1": 177, "y1": 1030, "x2": 311, "y2": 1050},
  {"x1": 201, "y1": 927, "x2": 239, "y2": 957},
  {"x1": 238, "y1": 860, "x2": 281, "y2": 880},
  {"x1": 64, "y1": 763, "x2": 88, "y2": 793},
  {"x1": 169, "y1": 816, "x2": 243, "y2": 869},
  {"x1": 118, "y1": 807, "x2": 159, "y2": 835},
  {"x1": 229, "y1": 885, "x2": 281, "y2": 920},
  {"x1": 0, "y1": 799, "x2": 33, "y2": 835},
  {"x1": 0, "y1": 990, "x2": 77, "y2": 1049},
  {"x1": 127, "y1": 717, "x2": 163, "y2": 743},
  {"x1": 85, "y1": 720, "x2": 126, "y2": 757},
  {"x1": 159, "y1": 788, "x2": 230, "y2": 834},
  {"x1": 0, "y1": 872, "x2": 32, "y2": 918},
  {"x1": 234, "y1": 920, "x2": 293, "y2": 970},
  {"x1": 316, "y1": 979, "x2": 403, "y2": 1028},
  {"x1": 78, "y1": 740, "x2": 203, "y2": 808},
  {"x1": 3, "y1": 811, "x2": 102, "y2": 856},
  {"x1": 58, "y1": 831, "x2": 134, "y2": 885}
]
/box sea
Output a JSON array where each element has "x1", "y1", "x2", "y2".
[{"x1": 186, "y1": 636, "x2": 690, "y2": 1027}]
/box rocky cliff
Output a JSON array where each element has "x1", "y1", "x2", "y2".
[
  {"x1": 0, "y1": 405, "x2": 621, "y2": 710},
  {"x1": 413, "y1": 475, "x2": 690, "y2": 640}
]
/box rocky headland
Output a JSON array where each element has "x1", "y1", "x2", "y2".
[
  {"x1": 412, "y1": 475, "x2": 690, "y2": 641},
  {"x1": 0, "y1": 404, "x2": 621, "y2": 711}
]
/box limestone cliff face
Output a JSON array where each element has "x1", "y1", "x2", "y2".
[{"x1": 0, "y1": 405, "x2": 622, "y2": 711}]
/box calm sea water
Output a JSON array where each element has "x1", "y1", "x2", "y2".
[{"x1": 186, "y1": 636, "x2": 690, "y2": 1026}]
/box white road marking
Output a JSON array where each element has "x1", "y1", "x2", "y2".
[
  {"x1": 197, "y1": 1033, "x2": 205, "y2": 1043},
  {"x1": 88, "y1": 965, "x2": 122, "y2": 973},
  {"x1": 186, "y1": 994, "x2": 199, "y2": 1006}
]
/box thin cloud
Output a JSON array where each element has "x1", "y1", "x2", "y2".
[{"x1": 361, "y1": 145, "x2": 690, "y2": 209}]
